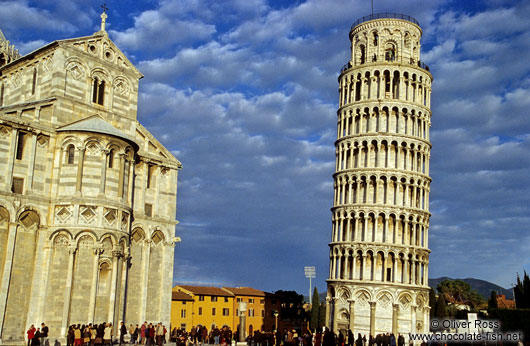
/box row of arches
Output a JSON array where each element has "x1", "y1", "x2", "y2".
[
  {"x1": 335, "y1": 139, "x2": 430, "y2": 174},
  {"x1": 352, "y1": 26, "x2": 422, "y2": 67},
  {"x1": 329, "y1": 248, "x2": 429, "y2": 286},
  {"x1": 337, "y1": 105, "x2": 430, "y2": 140},
  {"x1": 339, "y1": 69, "x2": 431, "y2": 108},
  {"x1": 65, "y1": 57, "x2": 133, "y2": 109},
  {"x1": 333, "y1": 174, "x2": 430, "y2": 210},
  {"x1": 330, "y1": 211, "x2": 428, "y2": 247},
  {"x1": 59, "y1": 135, "x2": 134, "y2": 200}
]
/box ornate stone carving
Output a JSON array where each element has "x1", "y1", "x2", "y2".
[
  {"x1": 79, "y1": 205, "x2": 97, "y2": 223},
  {"x1": 104, "y1": 208, "x2": 117, "y2": 226},
  {"x1": 55, "y1": 205, "x2": 73, "y2": 223},
  {"x1": 54, "y1": 234, "x2": 70, "y2": 247},
  {"x1": 66, "y1": 61, "x2": 85, "y2": 80},
  {"x1": 78, "y1": 235, "x2": 94, "y2": 248}
]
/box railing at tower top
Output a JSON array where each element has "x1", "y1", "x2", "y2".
[
  {"x1": 351, "y1": 13, "x2": 420, "y2": 30},
  {"x1": 341, "y1": 55, "x2": 430, "y2": 73}
]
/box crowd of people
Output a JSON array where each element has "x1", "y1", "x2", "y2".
[
  {"x1": 26, "y1": 322, "x2": 169, "y2": 346},
  {"x1": 169, "y1": 327, "x2": 408, "y2": 346}
]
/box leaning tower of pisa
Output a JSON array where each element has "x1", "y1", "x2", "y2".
[{"x1": 326, "y1": 14, "x2": 432, "y2": 338}]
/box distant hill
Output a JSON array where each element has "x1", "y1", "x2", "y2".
[
  {"x1": 429, "y1": 277, "x2": 513, "y2": 300},
  {"x1": 304, "y1": 278, "x2": 513, "y2": 302}
]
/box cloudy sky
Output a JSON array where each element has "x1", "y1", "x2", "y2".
[{"x1": 2, "y1": 0, "x2": 529, "y2": 295}]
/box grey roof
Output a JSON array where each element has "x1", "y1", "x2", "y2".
[{"x1": 57, "y1": 115, "x2": 137, "y2": 147}]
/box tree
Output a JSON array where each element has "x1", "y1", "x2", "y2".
[
  {"x1": 434, "y1": 293, "x2": 448, "y2": 318},
  {"x1": 488, "y1": 290, "x2": 498, "y2": 309},
  {"x1": 318, "y1": 302, "x2": 326, "y2": 329},
  {"x1": 514, "y1": 271, "x2": 530, "y2": 309},
  {"x1": 436, "y1": 279, "x2": 485, "y2": 309},
  {"x1": 310, "y1": 287, "x2": 320, "y2": 330}
]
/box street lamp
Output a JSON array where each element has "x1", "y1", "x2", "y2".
[
  {"x1": 274, "y1": 311, "x2": 279, "y2": 330},
  {"x1": 304, "y1": 266, "x2": 316, "y2": 304}
]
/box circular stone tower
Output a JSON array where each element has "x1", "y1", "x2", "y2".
[{"x1": 326, "y1": 14, "x2": 432, "y2": 338}]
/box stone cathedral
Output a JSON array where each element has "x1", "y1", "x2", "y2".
[
  {"x1": 0, "y1": 13, "x2": 181, "y2": 343},
  {"x1": 326, "y1": 14, "x2": 432, "y2": 337}
]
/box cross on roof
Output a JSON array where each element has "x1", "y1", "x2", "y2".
[{"x1": 100, "y1": 4, "x2": 108, "y2": 32}]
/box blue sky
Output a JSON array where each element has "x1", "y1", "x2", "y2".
[{"x1": 2, "y1": 0, "x2": 529, "y2": 294}]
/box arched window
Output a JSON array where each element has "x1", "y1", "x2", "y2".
[
  {"x1": 67, "y1": 144, "x2": 75, "y2": 164},
  {"x1": 108, "y1": 149, "x2": 114, "y2": 168},
  {"x1": 373, "y1": 32, "x2": 378, "y2": 46},
  {"x1": 92, "y1": 77, "x2": 105, "y2": 105},
  {"x1": 98, "y1": 262, "x2": 111, "y2": 294},
  {"x1": 385, "y1": 44, "x2": 396, "y2": 61},
  {"x1": 359, "y1": 44, "x2": 366, "y2": 64},
  {"x1": 0, "y1": 83, "x2": 4, "y2": 106}
]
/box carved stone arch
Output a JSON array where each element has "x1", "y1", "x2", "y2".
[
  {"x1": 17, "y1": 207, "x2": 41, "y2": 230},
  {"x1": 112, "y1": 76, "x2": 131, "y2": 95},
  {"x1": 64, "y1": 57, "x2": 87, "y2": 80},
  {"x1": 84, "y1": 137, "x2": 102, "y2": 155},
  {"x1": 50, "y1": 229, "x2": 73, "y2": 247},
  {"x1": 74, "y1": 230, "x2": 97, "y2": 247},
  {"x1": 150, "y1": 229, "x2": 165, "y2": 246},
  {"x1": 60, "y1": 135, "x2": 82, "y2": 151},
  {"x1": 376, "y1": 290, "x2": 394, "y2": 308},
  {"x1": 398, "y1": 292, "x2": 413, "y2": 309},
  {"x1": 0, "y1": 205, "x2": 9, "y2": 225},
  {"x1": 131, "y1": 226, "x2": 145, "y2": 244},
  {"x1": 99, "y1": 257, "x2": 112, "y2": 267},
  {"x1": 77, "y1": 233, "x2": 95, "y2": 248},
  {"x1": 0, "y1": 203, "x2": 14, "y2": 223},
  {"x1": 337, "y1": 286, "x2": 351, "y2": 302},
  {"x1": 100, "y1": 234, "x2": 115, "y2": 256},
  {"x1": 90, "y1": 67, "x2": 110, "y2": 81},
  {"x1": 354, "y1": 289, "x2": 372, "y2": 306}
]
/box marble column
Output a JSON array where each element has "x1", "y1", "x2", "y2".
[
  {"x1": 0, "y1": 222, "x2": 17, "y2": 339},
  {"x1": 348, "y1": 299, "x2": 355, "y2": 332},
  {"x1": 61, "y1": 246, "x2": 77, "y2": 337},
  {"x1": 88, "y1": 247, "x2": 103, "y2": 323},
  {"x1": 369, "y1": 302, "x2": 376, "y2": 336},
  {"x1": 75, "y1": 147, "x2": 86, "y2": 194},
  {"x1": 108, "y1": 250, "x2": 121, "y2": 327},
  {"x1": 392, "y1": 304, "x2": 399, "y2": 335},
  {"x1": 99, "y1": 149, "x2": 109, "y2": 195}
]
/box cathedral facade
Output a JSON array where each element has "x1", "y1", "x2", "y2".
[
  {"x1": 326, "y1": 14, "x2": 432, "y2": 337},
  {"x1": 0, "y1": 14, "x2": 181, "y2": 343}
]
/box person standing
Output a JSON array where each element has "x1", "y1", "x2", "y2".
[
  {"x1": 33, "y1": 329, "x2": 41, "y2": 346},
  {"x1": 27, "y1": 325, "x2": 36, "y2": 346},
  {"x1": 120, "y1": 322, "x2": 127, "y2": 345},
  {"x1": 40, "y1": 323, "x2": 49, "y2": 346},
  {"x1": 104, "y1": 323, "x2": 113, "y2": 346},
  {"x1": 140, "y1": 322, "x2": 147, "y2": 345},
  {"x1": 156, "y1": 323, "x2": 164, "y2": 346},
  {"x1": 74, "y1": 324, "x2": 83, "y2": 346}
]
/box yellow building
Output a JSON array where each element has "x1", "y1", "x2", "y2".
[
  {"x1": 172, "y1": 285, "x2": 235, "y2": 331},
  {"x1": 223, "y1": 287, "x2": 280, "y2": 333},
  {"x1": 171, "y1": 291, "x2": 194, "y2": 330},
  {"x1": 171, "y1": 286, "x2": 281, "y2": 334}
]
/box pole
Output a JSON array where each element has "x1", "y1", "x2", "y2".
[
  {"x1": 309, "y1": 277, "x2": 312, "y2": 305},
  {"x1": 371, "y1": 0, "x2": 374, "y2": 16}
]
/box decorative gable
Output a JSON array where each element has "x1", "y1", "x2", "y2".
[{"x1": 61, "y1": 34, "x2": 143, "y2": 79}]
